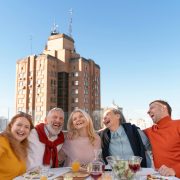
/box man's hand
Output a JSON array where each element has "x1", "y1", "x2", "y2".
[{"x1": 158, "y1": 165, "x2": 176, "y2": 176}]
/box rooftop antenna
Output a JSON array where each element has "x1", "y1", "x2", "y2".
[
  {"x1": 68, "y1": 8, "x2": 73, "y2": 37},
  {"x1": 112, "y1": 100, "x2": 123, "y2": 112},
  {"x1": 51, "y1": 19, "x2": 59, "y2": 35}
]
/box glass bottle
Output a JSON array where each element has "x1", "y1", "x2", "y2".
[{"x1": 93, "y1": 149, "x2": 105, "y2": 172}]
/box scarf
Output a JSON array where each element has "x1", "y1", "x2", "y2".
[{"x1": 35, "y1": 123, "x2": 64, "y2": 167}]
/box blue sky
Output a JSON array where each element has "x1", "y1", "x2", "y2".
[{"x1": 0, "y1": 0, "x2": 180, "y2": 122}]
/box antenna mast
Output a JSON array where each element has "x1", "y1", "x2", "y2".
[
  {"x1": 51, "y1": 19, "x2": 59, "y2": 35},
  {"x1": 68, "y1": 8, "x2": 73, "y2": 37}
]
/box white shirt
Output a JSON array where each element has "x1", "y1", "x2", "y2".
[{"x1": 27, "y1": 128, "x2": 63, "y2": 171}]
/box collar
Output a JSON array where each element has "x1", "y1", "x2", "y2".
[
  {"x1": 152, "y1": 116, "x2": 172, "y2": 131},
  {"x1": 157, "y1": 116, "x2": 172, "y2": 127},
  {"x1": 111, "y1": 125, "x2": 123, "y2": 138}
]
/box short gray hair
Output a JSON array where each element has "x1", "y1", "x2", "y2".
[{"x1": 47, "y1": 107, "x2": 64, "y2": 117}]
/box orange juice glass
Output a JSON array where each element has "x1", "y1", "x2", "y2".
[
  {"x1": 40, "y1": 175, "x2": 48, "y2": 180},
  {"x1": 71, "y1": 160, "x2": 80, "y2": 172}
]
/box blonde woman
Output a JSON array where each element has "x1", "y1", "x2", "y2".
[
  {"x1": 0, "y1": 112, "x2": 34, "y2": 180},
  {"x1": 62, "y1": 109, "x2": 101, "y2": 166}
]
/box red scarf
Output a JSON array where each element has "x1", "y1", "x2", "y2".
[{"x1": 35, "y1": 123, "x2": 64, "y2": 167}]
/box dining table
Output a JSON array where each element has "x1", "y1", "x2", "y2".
[{"x1": 14, "y1": 167, "x2": 179, "y2": 180}]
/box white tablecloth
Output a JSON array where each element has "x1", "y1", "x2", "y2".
[
  {"x1": 136, "y1": 168, "x2": 179, "y2": 180},
  {"x1": 14, "y1": 167, "x2": 179, "y2": 180},
  {"x1": 14, "y1": 167, "x2": 70, "y2": 180}
]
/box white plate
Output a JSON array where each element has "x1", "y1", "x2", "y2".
[
  {"x1": 137, "y1": 168, "x2": 179, "y2": 180},
  {"x1": 23, "y1": 172, "x2": 54, "y2": 179}
]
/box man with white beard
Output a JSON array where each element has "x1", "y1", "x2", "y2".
[{"x1": 27, "y1": 108, "x2": 64, "y2": 170}]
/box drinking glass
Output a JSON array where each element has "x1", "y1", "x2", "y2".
[
  {"x1": 128, "y1": 156, "x2": 142, "y2": 179},
  {"x1": 40, "y1": 165, "x2": 50, "y2": 180},
  {"x1": 106, "y1": 155, "x2": 117, "y2": 168},
  {"x1": 90, "y1": 161, "x2": 103, "y2": 180},
  {"x1": 71, "y1": 160, "x2": 80, "y2": 172},
  {"x1": 94, "y1": 149, "x2": 105, "y2": 171},
  {"x1": 128, "y1": 156, "x2": 142, "y2": 173}
]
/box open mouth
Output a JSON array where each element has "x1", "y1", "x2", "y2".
[
  {"x1": 16, "y1": 131, "x2": 26, "y2": 139},
  {"x1": 104, "y1": 119, "x2": 111, "y2": 126},
  {"x1": 150, "y1": 114, "x2": 154, "y2": 119},
  {"x1": 76, "y1": 122, "x2": 83, "y2": 126},
  {"x1": 52, "y1": 123, "x2": 63, "y2": 130}
]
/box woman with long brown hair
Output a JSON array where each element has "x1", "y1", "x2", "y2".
[{"x1": 0, "y1": 112, "x2": 34, "y2": 180}]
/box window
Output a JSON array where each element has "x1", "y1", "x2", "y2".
[
  {"x1": 84, "y1": 98, "x2": 88, "y2": 103},
  {"x1": 36, "y1": 115, "x2": 41, "y2": 121},
  {"x1": 18, "y1": 107, "x2": 23, "y2": 111},
  {"x1": 22, "y1": 89, "x2": 26, "y2": 94},
  {"x1": 84, "y1": 89, "x2": 88, "y2": 95},
  {"x1": 74, "y1": 72, "x2": 78, "y2": 77},
  {"x1": 74, "y1": 81, "x2": 78, "y2": 85},
  {"x1": 75, "y1": 98, "x2": 78, "y2": 103},
  {"x1": 18, "y1": 99, "x2": 23, "y2": 103},
  {"x1": 85, "y1": 108, "x2": 89, "y2": 113},
  {"x1": 18, "y1": 90, "x2": 23, "y2": 94},
  {"x1": 84, "y1": 81, "x2": 88, "y2": 86},
  {"x1": 19, "y1": 82, "x2": 23, "y2": 86},
  {"x1": 37, "y1": 88, "x2": 41, "y2": 93},
  {"x1": 29, "y1": 71, "x2": 33, "y2": 76},
  {"x1": 75, "y1": 89, "x2": 78, "y2": 94},
  {"x1": 28, "y1": 98, "x2": 32, "y2": 103},
  {"x1": 72, "y1": 89, "x2": 79, "y2": 95}
]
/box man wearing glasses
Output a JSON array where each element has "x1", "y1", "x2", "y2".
[{"x1": 27, "y1": 108, "x2": 64, "y2": 170}]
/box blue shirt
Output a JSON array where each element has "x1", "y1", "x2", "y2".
[
  {"x1": 109, "y1": 125, "x2": 152, "y2": 166},
  {"x1": 109, "y1": 126, "x2": 134, "y2": 160}
]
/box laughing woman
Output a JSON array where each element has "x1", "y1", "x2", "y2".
[
  {"x1": 61, "y1": 109, "x2": 101, "y2": 166},
  {"x1": 0, "y1": 113, "x2": 34, "y2": 180}
]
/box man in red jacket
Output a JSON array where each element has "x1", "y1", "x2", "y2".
[
  {"x1": 144, "y1": 100, "x2": 180, "y2": 178},
  {"x1": 27, "y1": 107, "x2": 64, "y2": 170}
]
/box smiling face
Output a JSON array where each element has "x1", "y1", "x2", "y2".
[
  {"x1": 11, "y1": 117, "x2": 31, "y2": 142},
  {"x1": 103, "y1": 109, "x2": 120, "y2": 132},
  {"x1": 45, "y1": 109, "x2": 64, "y2": 135},
  {"x1": 147, "y1": 102, "x2": 169, "y2": 123},
  {"x1": 72, "y1": 111, "x2": 88, "y2": 130}
]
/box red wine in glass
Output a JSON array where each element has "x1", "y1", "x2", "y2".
[
  {"x1": 102, "y1": 164, "x2": 105, "y2": 172},
  {"x1": 129, "y1": 163, "x2": 140, "y2": 173},
  {"x1": 90, "y1": 172, "x2": 102, "y2": 180}
]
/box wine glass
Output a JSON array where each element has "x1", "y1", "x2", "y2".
[
  {"x1": 89, "y1": 161, "x2": 103, "y2": 180},
  {"x1": 128, "y1": 156, "x2": 142, "y2": 178},
  {"x1": 94, "y1": 149, "x2": 105, "y2": 171},
  {"x1": 106, "y1": 156, "x2": 116, "y2": 169},
  {"x1": 40, "y1": 165, "x2": 50, "y2": 180}
]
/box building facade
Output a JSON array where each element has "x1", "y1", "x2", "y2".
[{"x1": 15, "y1": 32, "x2": 101, "y2": 129}]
